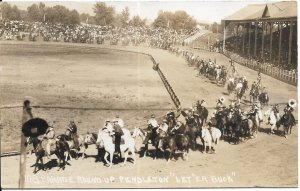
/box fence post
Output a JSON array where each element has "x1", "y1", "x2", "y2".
[{"x1": 19, "y1": 100, "x2": 33, "y2": 188}]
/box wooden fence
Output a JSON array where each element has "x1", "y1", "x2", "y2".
[{"x1": 223, "y1": 50, "x2": 297, "y2": 86}]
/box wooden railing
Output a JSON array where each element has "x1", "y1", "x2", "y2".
[{"x1": 223, "y1": 50, "x2": 297, "y2": 86}]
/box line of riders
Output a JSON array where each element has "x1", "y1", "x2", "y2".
[
  {"x1": 26, "y1": 96, "x2": 296, "y2": 173},
  {"x1": 168, "y1": 46, "x2": 270, "y2": 106}
]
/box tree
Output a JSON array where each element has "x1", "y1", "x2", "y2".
[
  {"x1": 172, "y1": 10, "x2": 196, "y2": 30},
  {"x1": 27, "y1": 3, "x2": 41, "y2": 21},
  {"x1": 93, "y1": 2, "x2": 115, "y2": 26},
  {"x1": 129, "y1": 15, "x2": 146, "y2": 27},
  {"x1": 67, "y1": 10, "x2": 80, "y2": 25},
  {"x1": 10, "y1": 5, "x2": 21, "y2": 20},
  {"x1": 120, "y1": 6, "x2": 130, "y2": 27},
  {"x1": 152, "y1": 11, "x2": 172, "y2": 28},
  {"x1": 1, "y1": 3, "x2": 21, "y2": 20},
  {"x1": 152, "y1": 10, "x2": 196, "y2": 31}
]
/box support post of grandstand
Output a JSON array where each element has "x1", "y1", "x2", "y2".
[
  {"x1": 261, "y1": 22, "x2": 265, "y2": 62},
  {"x1": 222, "y1": 25, "x2": 226, "y2": 52},
  {"x1": 278, "y1": 22, "x2": 282, "y2": 65},
  {"x1": 242, "y1": 23, "x2": 245, "y2": 54},
  {"x1": 248, "y1": 23, "x2": 251, "y2": 58},
  {"x1": 269, "y1": 22, "x2": 273, "y2": 62},
  {"x1": 254, "y1": 22, "x2": 257, "y2": 58},
  {"x1": 288, "y1": 21, "x2": 293, "y2": 66}
]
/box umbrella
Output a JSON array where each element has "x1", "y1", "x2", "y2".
[{"x1": 22, "y1": 118, "x2": 49, "y2": 137}]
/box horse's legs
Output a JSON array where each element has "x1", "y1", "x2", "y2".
[
  {"x1": 203, "y1": 142, "x2": 206, "y2": 153},
  {"x1": 40, "y1": 158, "x2": 46, "y2": 171},
  {"x1": 167, "y1": 149, "x2": 174, "y2": 163},
  {"x1": 143, "y1": 144, "x2": 148, "y2": 158},
  {"x1": 122, "y1": 151, "x2": 128, "y2": 166},
  {"x1": 109, "y1": 152, "x2": 113, "y2": 167},
  {"x1": 33, "y1": 156, "x2": 40, "y2": 173},
  {"x1": 213, "y1": 139, "x2": 217, "y2": 153},
  {"x1": 131, "y1": 148, "x2": 136, "y2": 165},
  {"x1": 270, "y1": 124, "x2": 275, "y2": 134},
  {"x1": 81, "y1": 147, "x2": 86, "y2": 160},
  {"x1": 103, "y1": 152, "x2": 110, "y2": 166}
]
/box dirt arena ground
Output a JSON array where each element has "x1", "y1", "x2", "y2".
[{"x1": 0, "y1": 41, "x2": 298, "y2": 188}]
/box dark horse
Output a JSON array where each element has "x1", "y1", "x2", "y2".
[
  {"x1": 142, "y1": 124, "x2": 158, "y2": 158},
  {"x1": 26, "y1": 137, "x2": 71, "y2": 173},
  {"x1": 258, "y1": 92, "x2": 269, "y2": 107},
  {"x1": 167, "y1": 132, "x2": 190, "y2": 162},
  {"x1": 196, "y1": 100, "x2": 209, "y2": 126},
  {"x1": 278, "y1": 112, "x2": 296, "y2": 137}
]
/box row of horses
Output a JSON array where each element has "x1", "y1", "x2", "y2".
[{"x1": 168, "y1": 47, "x2": 270, "y2": 109}]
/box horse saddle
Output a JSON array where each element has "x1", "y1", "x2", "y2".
[{"x1": 41, "y1": 139, "x2": 56, "y2": 152}]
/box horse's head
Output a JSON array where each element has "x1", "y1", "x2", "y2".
[
  {"x1": 132, "y1": 127, "x2": 143, "y2": 138},
  {"x1": 84, "y1": 133, "x2": 96, "y2": 145}
]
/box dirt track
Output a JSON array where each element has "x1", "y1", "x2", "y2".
[{"x1": 0, "y1": 41, "x2": 298, "y2": 188}]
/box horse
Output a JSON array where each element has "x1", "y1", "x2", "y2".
[
  {"x1": 247, "y1": 109, "x2": 263, "y2": 138},
  {"x1": 227, "y1": 79, "x2": 235, "y2": 95},
  {"x1": 236, "y1": 81, "x2": 248, "y2": 102},
  {"x1": 258, "y1": 92, "x2": 269, "y2": 107},
  {"x1": 215, "y1": 109, "x2": 229, "y2": 138},
  {"x1": 250, "y1": 86, "x2": 260, "y2": 103},
  {"x1": 167, "y1": 133, "x2": 190, "y2": 162},
  {"x1": 278, "y1": 112, "x2": 296, "y2": 137},
  {"x1": 132, "y1": 125, "x2": 157, "y2": 158},
  {"x1": 96, "y1": 130, "x2": 136, "y2": 167},
  {"x1": 25, "y1": 137, "x2": 71, "y2": 173},
  {"x1": 196, "y1": 100, "x2": 209, "y2": 126},
  {"x1": 201, "y1": 127, "x2": 221, "y2": 153},
  {"x1": 84, "y1": 132, "x2": 98, "y2": 147},
  {"x1": 56, "y1": 132, "x2": 85, "y2": 160},
  {"x1": 264, "y1": 106, "x2": 280, "y2": 134}
]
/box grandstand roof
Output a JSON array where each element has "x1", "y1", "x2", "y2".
[{"x1": 223, "y1": 1, "x2": 297, "y2": 24}]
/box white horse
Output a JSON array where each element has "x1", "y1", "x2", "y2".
[
  {"x1": 264, "y1": 107, "x2": 280, "y2": 134},
  {"x1": 96, "y1": 129, "x2": 136, "y2": 167},
  {"x1": 131, "y1": 127, "x2": 151, "y2": 158},
  {"x1": 201, "y1": 126, "x2": 221, "y2": 153}
]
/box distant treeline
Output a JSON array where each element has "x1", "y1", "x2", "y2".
[{"x1": 0, "y1": 2, "x2": 197, "y2": 30}]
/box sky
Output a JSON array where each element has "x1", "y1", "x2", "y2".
[{"x1": 6, "y1": 0, "x2": 277, "y2": 23}]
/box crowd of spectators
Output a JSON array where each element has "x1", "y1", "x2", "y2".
[{"x1": 0, "y1": 19, "x2": 195, "y2": 49}]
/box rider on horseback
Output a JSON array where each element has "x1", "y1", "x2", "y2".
[
  {"x1": 144, "y1": 114, "x2": 159, "y2": 144},
  {"x1": 43, "y1": 126, "x2": 55, "y2": 159},
  {"x1": 68, "y1": 121, "x2": 80, "y2": 151},
  {"x1": 157, "y1": 119, "x2": 169, "y2": 136},
  {"x1": 166, "y1": 109, "x2": 177, "y2": 130},
  {"x1": 156, "y1": 119, "x2": 169, "y2": 150},
  {"x1": 171, "y1": 121, "x2": 186, "y2": 135},
  {"x1": 284, "y1": 103, "x2": 296, "y2": 125}
]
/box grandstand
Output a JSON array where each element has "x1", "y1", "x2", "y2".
[{"x1": 221, "y1": 1, "x2": 297, "y2": 70}]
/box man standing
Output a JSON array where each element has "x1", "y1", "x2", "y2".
[{"x1": 112, "y1": 119, "x2": 124, "y2": 155}]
